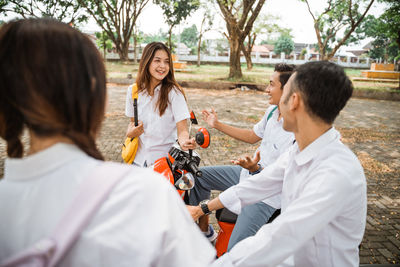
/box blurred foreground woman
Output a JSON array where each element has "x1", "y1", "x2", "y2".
[{"x1": 0, "y1": 18, "x2": 215, "y2": 267}]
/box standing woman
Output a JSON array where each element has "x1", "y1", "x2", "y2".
[
  {"x1": 0, "y1": 19, "x2": 215, "y2": 266},
  {"x1": 125, "y1": 42, "x2": 196, "y2": 167}
]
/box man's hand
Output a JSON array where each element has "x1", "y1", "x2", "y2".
[
  {"x1": 126, "y1": 120, "x2": 144, "y2": 138},
  {"x1": 202, "y1": 108, "x2": 218, "y2": 128},
  {"x1": 187, "y1": 205, "x2": 204, "y2": 221},
  {"x1": 231, "y1": 151, "x2": 261, "y2": 173}
]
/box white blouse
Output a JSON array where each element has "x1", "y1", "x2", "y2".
[
  {"x1": 125, "y1": 84, "x2": 190, "y2": 166},
  {"x1": 0, "y1": 143, "x2": 215, "y2": 266}
]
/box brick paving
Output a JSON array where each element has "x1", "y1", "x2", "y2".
[{"x1": 0, "y1": 85, "x2": 399, "y2": 264}]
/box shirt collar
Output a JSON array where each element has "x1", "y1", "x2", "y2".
[
  {"x1": 4, "y1": 143, "x2": 88, "y2": 181},
  {"x1": 294, "y1": 127, "x2": 340, "y2": 166},
  {"x1": 154, "y1": 84, "x2": 161, "y2": 92}
]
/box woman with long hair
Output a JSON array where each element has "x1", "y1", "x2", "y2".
[
  {"x1": 0, "y1": 18, "x2": 215, "y2": 266},
  {"x1": 125, "y1": 42, "x2": 196, "y2": 167}
]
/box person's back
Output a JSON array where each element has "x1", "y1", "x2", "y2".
[
  {"x1": 0, "y1": 143, "x2": 214, "y2": 266},
  {"x1": 279, "y1": 129, "x2": 366, "y2": 266},
  {"x1": 0, "y1": 18, "x2": 215, "y2": 266}
]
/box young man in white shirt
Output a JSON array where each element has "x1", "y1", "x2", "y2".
[
  {"x1": 188, "y1": 61, "x2": 367, "y2": 267},
  {"x1": 189, "y1": 64, "x2": 295, "y2": 248}
]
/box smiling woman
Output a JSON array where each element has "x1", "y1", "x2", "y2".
[{"x1": 124, "y1": 42, "x2": 196, "y2": 167}]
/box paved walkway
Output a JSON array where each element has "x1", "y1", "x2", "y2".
[{"x1": 0, "y1": 85, "x2": 399, "y2": 264}]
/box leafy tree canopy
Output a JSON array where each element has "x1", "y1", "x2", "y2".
[
  {"x1": 301, "y1": 0, "x2": 375, "y2": 60},
  {"x1": 181, "y1": 24, "x2": 198, "y2": 48},
  {"x1": 155, "y1": 0, "x2": 200, "y2": 50},
  {"x1": 1, "y1": 0, "x2": 88, "y2": 25},
  {"x1": 274, "y1": 34, "x2": 294, "y2": 56}
]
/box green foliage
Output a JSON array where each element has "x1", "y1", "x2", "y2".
[
  {"x1": 274, "y1": 34, "x2": 294, "y2": 55},
  {"x1": 181, "y1": 24, "x2": 198, "y2": 47},
  {"x1": 155, "y1": 0, "x2": 200, "y2": 49},
  {"x1": 254, "y1": 14, "x2": 292, "y2": 44},
  {"x1": 155, "y1": 0, "x2": 200, "y2": 27},
  {"x1": 78, "y1": 0, "x2": 149, "y2": 61},
  {"x1": 142, "y1": 29, "x2": 170, "y2": 44},
  {"x1": 301, "y1": 0, "x2": 375, "y2": 59},
  {"x1": 95, "y1": 31, "x2": 113, "y2": 51},
  {"x1": 362, "y1": 1, "x2": 400, "y2": 62},
  {"x1": 1, "y1": 0, "x2": 88, "y2": 25}
]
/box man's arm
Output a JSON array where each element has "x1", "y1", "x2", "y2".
[
  {"x1": 202, "y1": 108, "x2": 261, "y2": 144},
  {"x1": 213, "y1": 166, "x2": 362, "y2": 267},
  {"x1": 188, "y1": 151, "x2": 289, "y2": 220}
]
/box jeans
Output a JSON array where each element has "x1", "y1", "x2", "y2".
[{"x1": 189, "y1": 165, "x2": 276, "y2": 250}]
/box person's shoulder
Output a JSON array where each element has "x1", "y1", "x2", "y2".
[
  {"x1": 317, "y1": 141, "x2": 365, "y2": 185},
  {"x1": 266, "y1": 105, "x2": 278, "y2": 112},
  {"x1": 102, "y1": 162, "x2": 173, "y2": 193},
  {"x1": 169, "y1": 85, "x2": 184, "y2": 97}
]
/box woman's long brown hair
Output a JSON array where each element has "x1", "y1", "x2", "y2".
[
  {"x1": 0, "y1": 18, "x2": 106, "y2": 159},
  {"x1": 135, "y1": 42, "x2": 185, "y2": 116}
]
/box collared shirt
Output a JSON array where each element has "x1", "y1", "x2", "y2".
[
  {"x1": 125, "y1": 84, "x2": 190, "y2": 166},
  {"x1": 239, "y1": 105, "x2": 294, "y2": 209},
  {"x1": 0, "y1": 143, "x2": 215, "y2": 267},
  {"x1": 216, "y1": 127, "x2": 367, "y2": 267}
]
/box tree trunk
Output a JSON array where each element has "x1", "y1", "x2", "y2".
[
  {"x1": 241, "y1": 43, "x2": 253, "y2": 70},
  {"x1": 103, "y1": 40, "x2": 106, "y2": 62},
  {"x1": 229, "y1": 35, "x2": 242, "y2": 79},
  {"x1": 117, "y1": 41, "x2": 130, "y2": 62},
  {"x1": 133, "y1": 34, "x2": 138, "y2": 63},
  {"x1": 168, "y1": 26, "x2": 173, "y2": 52},
  {"x1": 197, "y1": 34, "x2": 202, "y2": 67},
  {"x1": 242, "y1": 35, "x2": 254, "y2": 70}
]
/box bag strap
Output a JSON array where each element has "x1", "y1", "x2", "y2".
[
  {"x1": 266, "y1": 106, "x2": 278, "y2": 122},
  {"x1": 132, "y1": 83, "x2": 138, "y2": 127},
  {"x1": 48, "y1": 163, "x2": 131, "y2": 266}
]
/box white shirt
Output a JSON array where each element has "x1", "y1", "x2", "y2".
[
  {"x1": 0, "y1": 143, "x2": 215, "y2": 267},
  {"x1": 125, "y1": 84, "x2": 190, "y2": 166},
  {"x1": 239, "y1": 105, "x2": 294, "y2": 209},
  {"x1": 216, "y1": 127, "x2": 367, "y2": 267}
]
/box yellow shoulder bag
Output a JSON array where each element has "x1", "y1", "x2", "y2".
[{"x1": 121, "y1": 84, "x2": 139, "y2": 164}]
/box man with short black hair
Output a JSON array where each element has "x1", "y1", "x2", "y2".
[
  {"x1": 189, "y1": 61, "x2": 367, "y2": 266},
  {"x1": 189, "y1": 64, "x2": 295, "y2": 249}
]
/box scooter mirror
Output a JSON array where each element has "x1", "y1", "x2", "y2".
[
  {"x1": 175, "y1": 172, "x2": 195, "y2": 190},
  {"x1": 196, "y1": 128, "x2": 210, "y2": 148},
  {"x1": 190, "y1": 111, "x2": 198, "y2": 125}
]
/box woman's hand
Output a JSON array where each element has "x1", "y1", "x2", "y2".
[
  {"x1": 202, "y1": 108, "x2": 218, "y2": 128},
  {"x1": 179, "y1": 137, "x2": 197, "y2": 151},
  {"x1": 126, "y1": 120, "x2": 144, "y2": 138},
  {"x1": 231, "y1": 151, "x2": 261, "y2": 173}
]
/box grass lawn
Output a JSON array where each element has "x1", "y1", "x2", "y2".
[{"x1": 105, "y1": 61, "x2": 399, "y2": 91}]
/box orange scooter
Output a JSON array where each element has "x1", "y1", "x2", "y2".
[{"x1": 152, "y1": 111, "x2": 210, "y2": 201}]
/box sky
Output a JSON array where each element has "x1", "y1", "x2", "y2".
[{"x1": 81, "y1": 0, "x2": 386, "y2": 45}]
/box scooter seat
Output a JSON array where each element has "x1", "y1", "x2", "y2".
[{"x1": 215, "y1": 208, "x2": 238, "y2": 224}]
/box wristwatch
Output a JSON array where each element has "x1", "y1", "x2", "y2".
[{"x1": 199, "y1": 199, "x2": 211, "y2": 215}]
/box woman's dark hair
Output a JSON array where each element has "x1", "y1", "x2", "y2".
[
  {"x1": 0, "y1": 18, "x2": 106, "y2": 159},
  {"x1": 136, "y1": 42, "x2": 185, "y2": 116},
  {"x1": 287, "y1": 61, "x2": 353, "y2": 124},
  {"x1": 274, "y1": 63, "x2": 295, "y2": 89}
]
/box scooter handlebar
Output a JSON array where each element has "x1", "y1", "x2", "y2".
[{"x1": 188, "y1": 161, "x2": 202, "y2": 177}]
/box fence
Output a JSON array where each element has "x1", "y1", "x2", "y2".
[{"x1": 105, "y1": 52, "x2": 372, "y2": 69}]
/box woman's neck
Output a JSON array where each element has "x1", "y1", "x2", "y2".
[
  {"x1": 29, "y1": 130, "x2": 73, "y2": 155},
  {"x1": 149, "y1": 79, "x2": 161, "y2": 96}
]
